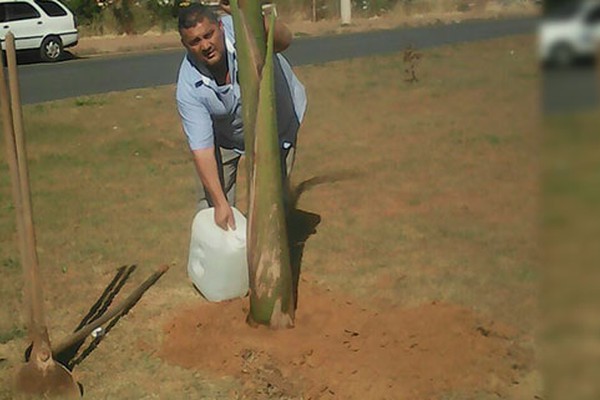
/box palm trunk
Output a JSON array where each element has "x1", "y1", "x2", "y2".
[
  {"x1": 230, "y1": 0, "x2": 295, "y2": 328},
  {"x1": 230, "y1": 0, "x2": 264, "y2": 171}
]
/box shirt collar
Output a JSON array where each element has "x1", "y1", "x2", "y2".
[
  {"x1": 185, "y1": 54, "x2": 211, "y2": 87},
  {"x1": 224, "y1": 30, "x2": 236, "y2": 54}
]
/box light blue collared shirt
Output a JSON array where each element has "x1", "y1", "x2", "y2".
[{"x1": 176, "y1": 15, "x2": 307, "y2": 152}]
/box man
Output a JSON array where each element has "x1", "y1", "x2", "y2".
[{"x1": 176, "y1": 2, "x2": 306, "y2": 231}]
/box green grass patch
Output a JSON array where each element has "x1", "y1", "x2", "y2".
[{"x1": 0, "y1": 326, "x2": 25, "y2": 344}]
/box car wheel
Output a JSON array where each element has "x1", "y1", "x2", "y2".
[
  {"x1": 550, "y1": 43, "x2": 575, "y2": 68},
  {"x1": 40, "y1": 36, "x2": 63, "y2": 62}
]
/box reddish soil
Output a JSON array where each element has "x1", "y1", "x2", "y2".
[{"x1": 160, "y1": 279, "x2": 531, "y2": 399}]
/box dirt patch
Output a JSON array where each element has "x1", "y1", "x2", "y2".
[{"x1": 160, "y1": 280, "x2": 530, "y2": 399}]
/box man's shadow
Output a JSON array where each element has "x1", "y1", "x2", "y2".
[{"x1": 287, "y1": 171, "x2": 358, "y2": 309}]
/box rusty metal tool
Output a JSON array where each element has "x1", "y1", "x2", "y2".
[{"x1": 0, "y1": 32, "x2": 80, "y2": 398}]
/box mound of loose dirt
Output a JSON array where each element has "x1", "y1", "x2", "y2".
[{"x1": 159, "y1": 280, "x2": 531, "y2": 399}]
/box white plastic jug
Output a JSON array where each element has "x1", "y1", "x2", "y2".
[{"x1": 187, "y1": 207, "x2": 249, "y2": 302}]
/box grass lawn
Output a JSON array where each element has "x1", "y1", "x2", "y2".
[
  {"x1": 0, "y1": 34, "x2": 540, "y2": 399},
  {"x1": 542, "y1": 111, "x2": 600, "y2": 400}
]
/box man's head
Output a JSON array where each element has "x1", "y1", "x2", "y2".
[{"x1": 178, "y1": 4, "x2": 225, "y2": 70}]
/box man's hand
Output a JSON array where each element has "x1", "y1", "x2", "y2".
[
  {"x1": 219, "y1": 1, "x2": 292, "y2": 52},
  {"x1": 219, "y1": 0, "x2": 231, "y2": 14},
  {"x1": 214, "y1": 203, "x2": 236, "y2": 231},
  {"x1": 192, "y1": 147, "x2": 236, "y2": 231}
]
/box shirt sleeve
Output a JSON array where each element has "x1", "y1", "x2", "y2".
[
  {"x1": 176, "y1": 84, "x2": 215, "y2": 151},
  {"x1": 220, "y1": 15, "x2": 234, "y2": 39}
]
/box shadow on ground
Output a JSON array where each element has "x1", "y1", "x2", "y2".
[
  {"x1": 288, "y1": 171, "x2": 360, "y2": 308},
  {"x1": 3, "y1": 49, "x2": 80, "y2": 66},
  {"x1": 20, "y1": 264, "x2": 167, "y2": 397}
]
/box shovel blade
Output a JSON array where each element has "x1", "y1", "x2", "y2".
[{"x1": 14, "y1": 358, "x2": 80, "y2": 398}]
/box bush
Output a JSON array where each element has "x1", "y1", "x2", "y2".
[
  {"x1": 272, "y1": 0, "x2": 399, "y2": 20},
  {"x1": 146, "y1": 0, "x2": 178, "y2": 32},
  {"x1": 352, "y1": 0, "x2": 398, "y2": 17},
  {"x1": 64, "y1": 0, "x2": 103, "y2": 25},
  {"x1": 74, "y1": 0, "x2": 177, "y2": 36}
]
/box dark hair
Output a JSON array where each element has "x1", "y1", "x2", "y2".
[{"x1": 178, "y1": 3, "x2": 219, "y2": 31}]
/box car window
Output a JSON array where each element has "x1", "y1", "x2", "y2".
[
  {"x1": 35, "y1": 0, "x2": 66, "y2": 17},
  {"x1": 0, "y1": 5, "x2": 6, "y2": 22},
  {"x1": 545, "y1": 2, "x2": 580, "y2": 20},
  {"x1": 4, "y1": 2, "x2": 41, "y2": 21},
  {"x1": 585, "y1": 6, "x2": 600, "y2": 24}
]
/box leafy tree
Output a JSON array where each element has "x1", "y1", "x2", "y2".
[
  {"x1": 64, "y1": 0, "x2": 102, "y2": 25},
  {"x1": 146, "y1": 0, "x2": 178, "y2": 31}
]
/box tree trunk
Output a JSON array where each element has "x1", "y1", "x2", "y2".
[
  {"x1": 231, "y1": 0, "x2": 264, "y2": 171},
  {"x1": 230, "y1": 0, "x2": 295, "y2": 328}
]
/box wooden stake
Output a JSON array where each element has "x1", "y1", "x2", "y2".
[
  {"x1": 3, "y1": 32, "x2": 80, "y2": 398},
  {"x1": 6, "y1": 31, "x2": 54, "y2": 368}
]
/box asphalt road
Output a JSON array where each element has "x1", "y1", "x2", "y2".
[
  {"x1": 17, "y1": 16, "x2": 536, "y2": 105},
  {"x1": 542, "y1": 65, "x2": 599, "y2": 115}
]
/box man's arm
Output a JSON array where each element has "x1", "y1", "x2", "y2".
[
  {"x1": 192, "y1": 147, "x2": 236, "y2": 231},
  {"x1": 177, "y1": 81, "x2": 235, "y2": 231},
  {"x1": 270, "y1": 16, "x2": 292, "y2": 53}
]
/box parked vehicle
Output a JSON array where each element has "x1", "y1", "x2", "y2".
[
  {"x1": 539, "y1": 0, "x2": 600, "y2": 67},
  {"x1": 0, "y1": 0, "x2": 78, "y2": 62}
]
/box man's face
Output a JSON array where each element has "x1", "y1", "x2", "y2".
[{"x1": 180, "y1": 18, "x2": 225, "y2": 69}]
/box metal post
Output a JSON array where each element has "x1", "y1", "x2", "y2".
[{"x1": 341, "y1": 0, "x2": 351, "y2": 26}]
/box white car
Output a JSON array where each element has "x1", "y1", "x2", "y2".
[
  {"x1": 0, "y1": 0, "x2": 78, "y2": 62},
  {"x1": 539, "y1": 0, "x2": 600, "y2": 67}
]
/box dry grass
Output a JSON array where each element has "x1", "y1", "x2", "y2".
[
  {"x1": 0, "y1": 34, "x2": 539, "y2": 398},
  {"x1": 293, "y1": 35, "x2": 539, "y2": 329}
]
